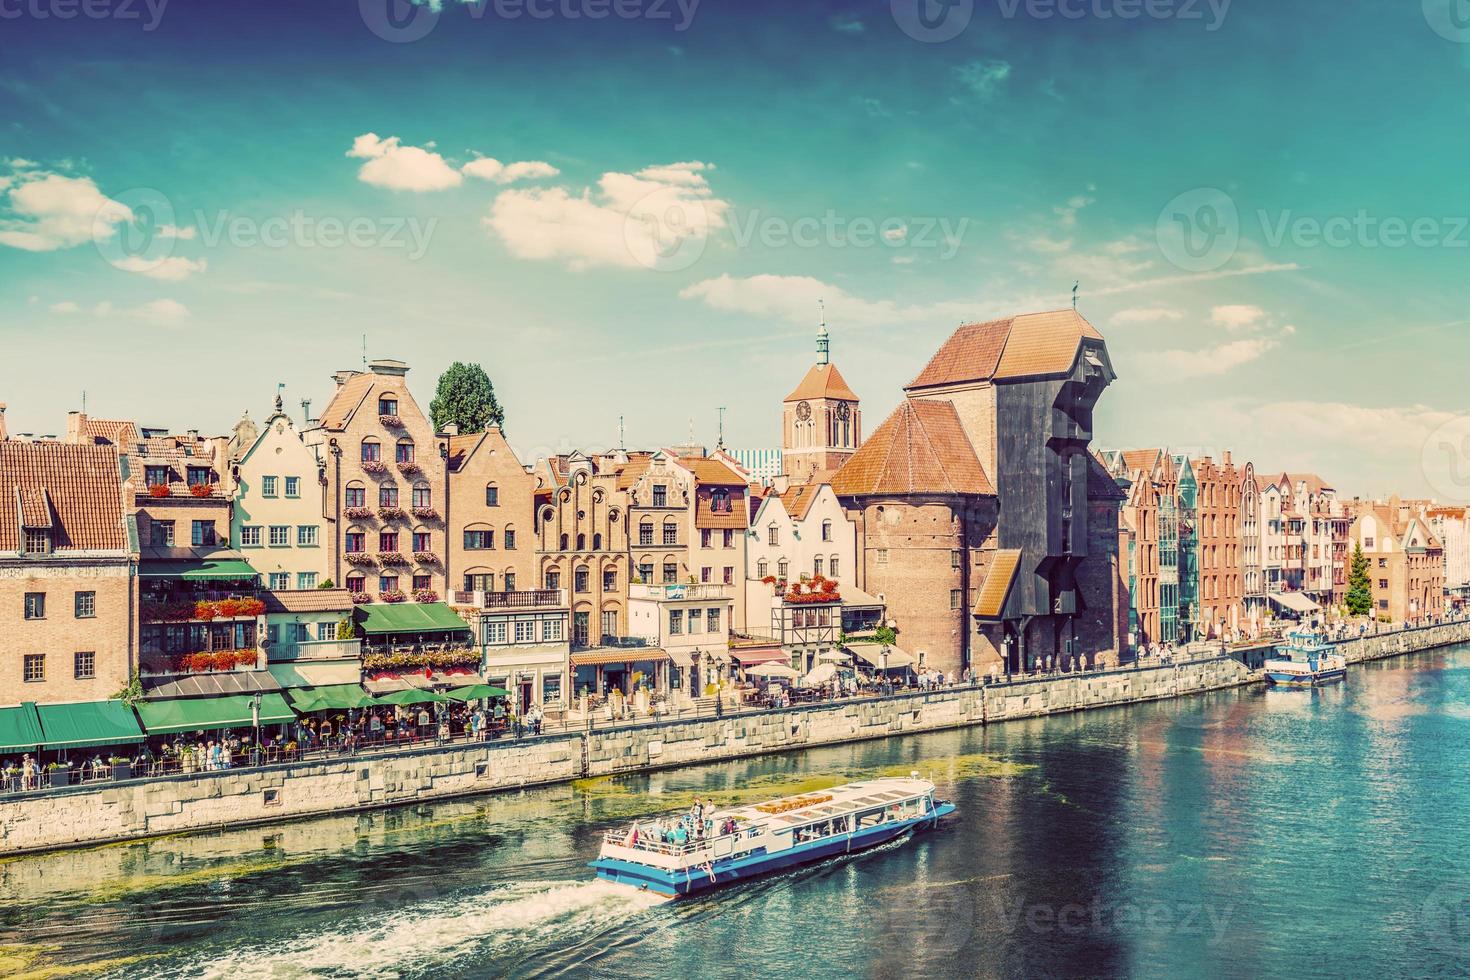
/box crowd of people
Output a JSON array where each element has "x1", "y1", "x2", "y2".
[{"x1": 623, "y1": 798, "x2": 741, "y2": 850}]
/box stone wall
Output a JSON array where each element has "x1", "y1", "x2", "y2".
[{"x1": 5, "y1": 622, "x2": 1467, "y2": 856}]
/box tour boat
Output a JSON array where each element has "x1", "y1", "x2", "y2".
[
  {"x1": 591, "y1": 775, "x2": 955, "y2": 899},
  {"x1": 1264, "y1": 628, "x2": 1347, "y2": 687}
]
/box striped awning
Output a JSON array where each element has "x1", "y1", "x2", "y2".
[
  {"x1": 732, "y1": 646, "x2": 786, "y2": 666},
  {"x1": 570, "y1": 648, "x2": 670, "y2": 667}
]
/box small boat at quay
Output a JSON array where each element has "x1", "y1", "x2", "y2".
[
  {"x1": 1264, "y1": 628, "x2": 1348, "y2": 687},
  {"x1": 590, "y1": 776, "x2": 956, "y2": 899}
]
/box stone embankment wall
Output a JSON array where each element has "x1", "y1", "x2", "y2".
[{"x1": 4, "y1": 621, "x2": 1466, "y2": 856}]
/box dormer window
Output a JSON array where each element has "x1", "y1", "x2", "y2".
[
  {"x1": 24, "y1": 529, "x2": 51, "y2": 554},
  {"x1": 378, "y1": 397, "x2": 398, "y2": 417},
  {"x1": 711, "y1": 489, "x2": 731, "y2": 513}
]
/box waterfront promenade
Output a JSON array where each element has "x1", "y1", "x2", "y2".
[{"x1": 2, "y1": 617, "x2": 1466, "y2": 856}]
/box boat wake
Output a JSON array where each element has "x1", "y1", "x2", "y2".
[{"x1": 138, "y1": 879, "x2": 665, "y2": 979}]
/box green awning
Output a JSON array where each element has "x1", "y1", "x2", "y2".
[
  {"x1": 285, "y1": 685, "x2": 376, "y2": 712},
  {"x1": 373, "y1": 688, "x2": 449, "y2": 706},
  {"x1": 444, "y1": 684, "x2": 511, "y2": 702},
  {"x1": 356, "y1": 602, "x2": 469, "y2": 635},
  {"x1": 136, "y1": 692, "x2": 295, "y2": 735},
  {"x1": 0, "y1": 702, "x2": 43, "y2": 754},
  {"x1": 37, "y1": 700, "x2": 144, "y2": 750},
  {"x1": 140, "y1": 558, "x2": 260, "y2": 581}
]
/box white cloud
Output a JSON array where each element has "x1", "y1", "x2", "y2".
[
  {"x1": 461, "y1": 157, "x2": 560, "y2": 184},
  {"x1": 954, "y1": 59, "x2": 1012, "y2": 101},
  {"x1": 1210, "y1": 304, "x2": 1266, "y2": 332},
  {"x1": 1250, "y1": 401, "x2": 1454, "y2": 450},
  {"x1": 0, "y1": 171, "x2": 130, "y2": 251},
  {"x1": 347, "y1": 133, "x2": 462, "y2": 192},
  {"x1": 1109, "y1": 306, "x2": 1184, "y2": 326},
  {"x1": 114, "y1": 255, "x2": 208, "y2": 281},
  {"x1": 1054, "y1": 193, "x2": 1094, "y2": 228},
  {"x1": 485, "y1": 161, "x2": 729, "y2": 271},
  {"x1": 882, "y1": 223, "x2": 908, "y2": 243},
  {"x1": 89, "y1": 297, "x2": 190, "y2": 324},
  {"x1": 1136, "y1": 336, "x2": 1280, "y2": 378},
  {"x1": 48, "y1": 300, "x2": 79, "y2": 313}
]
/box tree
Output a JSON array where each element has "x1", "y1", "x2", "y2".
[
  {"x1": 430, "y1": 362, "x2": 504, "y2": 433},
  {"x1": 1345, "y1": 541, "x2": 1373, "y2": 616}
]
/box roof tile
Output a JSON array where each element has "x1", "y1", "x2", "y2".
[
  {"x1": 0, "y1": 442, "x2": 129, "y2": 552},
  {"x1": 830, "y1": 399, "x2": 994, "y2": 497}
]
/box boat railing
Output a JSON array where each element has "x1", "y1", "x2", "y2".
[{"x1": 602, "y1": 827, "x2": 755, "y2": 858}]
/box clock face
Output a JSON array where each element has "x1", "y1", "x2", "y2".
[
  {"x1": 836, "y1": 402, "x2": 851, "y2": 421},
  {"x1": 796, "y1": 401, "x2": 811, "y2": 421}
]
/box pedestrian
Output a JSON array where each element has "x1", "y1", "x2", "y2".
[{"x1": 21, "y1": 753, "x2": 36, "y2": 791}]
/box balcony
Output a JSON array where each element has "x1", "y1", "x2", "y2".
[
  {"x1": 266, "y1": 638, "x2": 362, "y2": 662},
  {"x1": 573, "y1": 634, "x2": 655, "y2": 652},
  {"x1": 449, "y1": 588, "x2": 567, "y2": 609},
  {"x1": 630, "y1": 583, "x2": 734, "y2": 601}
]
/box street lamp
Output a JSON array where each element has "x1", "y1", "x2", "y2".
[{"x1": 251, "y1": 692, "x2": 262, "y2": 765}]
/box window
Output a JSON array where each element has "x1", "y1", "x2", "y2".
[
  {"x1": 688, "y1": 608, "x2": 703, "y2": 633},
  {"x1": 270, "y1": 572, "x2": 290, "y2": 591},
  {"x1": 396, "y1": 441, "x2": 415, "y2": 464},
  {"x1": 814, "y1": 557, "x2": 825, "y2": 577},
  {"x1": 464, "y1": 529, "x2": 494, "y2": 550},
  {"x1": 669, "y1": 609, "x2": 684, "y2": 635},
  {"x1": 543, "y1": 618, "x2": 564, "y2": 642},
  {"x1": 361, "y1": 440, "x2": 381, "y2": 463},
  {"x1": 298, "y1": 572, "x2": 318, "y2": 590},
  {"x1": 74, "y1": 651, "x2": 95, "y2": 680},
  {"x1": 637, "y1": 562, "x2": 652, "y2": 584},
  {"x1": 639, "y1": 521, "x2": 654, "y2": 546},
  {"x1": 241, "y1": 525, "x2": 262, "y2": 547},
  {"x1": 379, "y1": 397, "x2": 398, "y2": 416},
  {"x1": 486, "y1": 621, "x2": 508, "y2": 644},
  {"x1": 575, "y1": 567, "x2": 590, "y2": 593},
  {"x1": 952, "y1": 550, "x2": 962, "y2": 569},
  {"x1": 822, "y1": 520, "x2": 833, "y2": 542},
  {"x1": 285, "y1": 476, "x2": 300, "y2": 498},
  {"x1": 485, "y1": 484, "x2": 499, "y2": 506},
  {"x1": 380, "y1": 485, "x2": 399, "y2": 508},
  {"x1": 379, "y1": 531, "x2": 398, "y2": 551},
  {"x1": 23, "y1": 654, "x2": 44, "y2": 682},
  {"x1": 701, "y1": 529, "x2": 712, "y2": 548},
  {"x1": 504, "y1": 529, "x2": 516, "y2": 550},
  {"x1": 293, "y1": 623, "x2": 312, "y2": 643},
  {"x1": 593, "y1": 533, "x2": 602, "y2": 551},
  {"x1": 317, "y1": 621, "x2": 334, "y2": 641},
  {"x1": 757, "y1": 560, "x2": 768, "y2": 578},
  {"x1": 707, "y1": 607, "x2": 721, "y2": 632},
  {"x1": 701, "y1": 566, "x2": 712, "y2": 583},
  {"x1": 515, "y1": 619, "x2": 535, "y2": 644},
  {"x1": 298, "y1": 525, "x2": 318, "y2": 546},
  {"x1": 1378, "y1": 558, "x2": 1387, "y2": 568},
  {"x1": 1379, "y1": 579, "x2": 1389, "y2": 589},
  {"x1": 663, "y1": 562, "x2": 678, "y2": 584},
  {"x1": 653, "y1": 484, "x2": 667, "y2": 507},
  {"x1": 951, "y1": 589, "x2": 962, "y2": 609},
  {"x1": 723, "y1": 566, "x2": 734, "y2": 585},
  {"x1": 876, "y1": 549, "x2": 889, "y2": 566},
  {"x1": 346, "y1": 532, "x2": 366, "y2": 554},
  {"x1": 711, "y1": 489, "x2": 731, "y2": 513},
  {"x1": 768, "y1": 526, "x2": 779, "y2": 546},
  {"x1": 145, "y1": 465, "x2": 169, "y2": 486},
  {"x1": 545, "y1": 570, "x2": 561, "y2": 590},
  {"x1": 379, "y1": 575, "x2": 399, "y2": 592},
  {"x1": 503, "y1": 572, "x2": 516, "y2": 592},
  {"x1": 602, "y1": 609, "x2": 618, "y2": 639},
  {"x1": 723, "y1": 529, "x2": 734, "y2": 548},
  {"x1": 346, "y1": 486, "x2": 366, "y2": 508},
  {"x1": 24, "y1": 592, "x2": 45, "y2": 620},
  {"x1": 269, "y1": 525, "x2": 290, "y2": 547},
  {"x1": 346, "y1": 574, "x2": 365, "y2": 593},
  {"x1": 1379, "y1": 599, "x2": 1388, "y2": 610},
  {"x1": 413, "y1": 574, "x2": 432, "y2": 591},
  {"x1": 412, "y1": 484, "x2": 431, "y2": 509},
  {"x1": 151, "y1": 520, "x2": 174, "y2": 547},
  {"x1": 192, "y1": 521, "x2": 216, "y2": 547},
  {"x1": 603, "y1": 568, "x2": 616, "y2": 592},
  {"x1": 663, "y1": 521, "x2": 678, "y2": 545},
  {"x1": 777, "y1": 559, "x2": 789, "y2": 579},
  {"x1": 413, "y1": 531, "x2": 431, "y2": 552},
  {"x1": 830, "y1": 557, "x2": 840, "y2": 578},
  {"x1": 262, "y1": 475, "x2": 279, "y2": 497},
  {"x1": 74, "y1": 591, "x2": 95, "y2": 618},
  {"x1": 25, "y1": 529, "x2": 51, "y2": 553},
  {"x1": 465, "y1": 573, "x2": 495, "y2": 592},
  {"x1": 560, "y1": 534, "x2": 569, "y2": 551}
]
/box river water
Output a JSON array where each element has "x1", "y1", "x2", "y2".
[{"x1": 4, "y1": 645, "x2": 1470, "y2": 978}]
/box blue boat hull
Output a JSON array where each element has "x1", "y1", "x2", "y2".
[{"x1": 592, "y1": 802, "x2": 956, "y2": 898}]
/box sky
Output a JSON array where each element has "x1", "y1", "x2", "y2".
[{"x1": 2, "y1": 0, "x2": 1469, "y2": 500}]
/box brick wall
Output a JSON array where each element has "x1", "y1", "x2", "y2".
[{"x1": 0, "y1": 561, "x2": 135, "y2": 706}]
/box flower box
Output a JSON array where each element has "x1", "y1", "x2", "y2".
[
  {"x1": 361, "y1": 460, "x2": 388, "y2": 475},
  {"x1": 351, "y1": 591, "x2": 373, "y2": 604},
  {"x1": 412, "y1": 551, "x2": 439, "y2": 565},
  {"x1": 362, "y1": 648, "x2": 479, "y2": 671},
  {"x1": 344, "y1": 506, "x2": 374, "y2": 520},
  {"x1": 410, "y1": 507, "x2": 440, "y2": 521},
  {"x1": 146, "y1": 484, "x2": 171, "y2": 498},
  {"x1": 396, "y1": 461, "x2": 422, "y2": 475},
  {"x1": 379, "y1": 589, "x2": 408, "y2": 603},
  {"x1": 378, "y1": 551, "x2": 408, "y2": 566},
  {"x1": 111, "y1": 761, "x2": 133, "y2": 781},
  {"x1": 378, "y1": 507, "x2": 407, "y2": 521},
  {"x1": 379, "y1": 414, "x2": 403, "y2": 428},
  {"x1": 413, "y1": 588, "x2": 439, "y2": 603},
  {"x1": 48, "y1": 767, "x2": 70, "y2": 788},
  {"x1": 188, "y1": 483, "x2": 215, "y2": 498},
  {"x1": 345, "y1": 553, "x2": 377, "y2": 566}
]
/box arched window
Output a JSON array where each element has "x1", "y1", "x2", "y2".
[
  {"x1": 593, "y1": 532, "x2": 603, "y2": 551},
  {"x1": 559, "y1": 533, "x2": 569, "y2": 551},
  {"x1": 757, "y1": 559, "x2": 768, "y2": 578},
  {"x1": 412, "y1": 482, "x2": 431, "y2": 509},
  {"x1": 344, "y1": 480, "x2": 366, "y2": 508},
  {"x1": 485, "y1": 483, "x2": 499, "y2": 507},
  {"x1": 503, "y1": 524, "x2": 516, "y2": 550},
  {"x1": 663, "y1": 519, "x2": 678, "y2": 546},
  {"x1": 711, "y1": 488, "x2": 730, "y2": 513},
  {"x1": 360, "y1": 438, "x2": 381, "y2": 463},
  {"x1": 814, "y1": 556, "x2": 824, "y2": 576},
  {"x1": 395, "y1": 438, "x2": 415, "y2": 464},
  {"x1": 574, "y1": 565, "x2": 590, "y2": 593},
  {"x1": 639, "y1": 519, "x2": 654, "y2": 547},
  {"x1": 821, "y1": 519, "x2": 833, "y2": 542},
  {"x1": 577, "y1": 532, "x2": 586, "y2": 550},
  {"x1": 777, "y1": 558, "x2": 789, "y2": 579}
]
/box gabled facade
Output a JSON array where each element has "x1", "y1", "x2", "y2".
[
  {"x1": 447, "y1": 426, "x2": 537, "y2": 596},
  {"x1": 1348, "y1": 502, "x2": 1446, "y2": 622},
  {"x1": 232, "y1": 396, "x2": 328, "y2": 591},
  {"x1": 534, "y1": 451, "x2": 631, "y2": 647}
]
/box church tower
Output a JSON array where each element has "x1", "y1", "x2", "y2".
[{"x1": 782, "y1": 314, "x2": 861, "y2": 484}]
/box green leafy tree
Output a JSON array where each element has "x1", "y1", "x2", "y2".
[
  {"x1": 430, "y1": 362, "x2": 504, "y2": 433},
  {"x1": 1345, "y1": 541, "x2": 1373, "y2": 616}
]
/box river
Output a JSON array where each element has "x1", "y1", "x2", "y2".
[{"x1": 4, "y1": 645, "x2": 1469, "y2": 978}]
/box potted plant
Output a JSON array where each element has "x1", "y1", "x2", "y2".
[
  {"x1": 380, "y1": 589, "x2": 408, "y2": 603},
  {"x1": 413, "y1": 588, "x2": 439, "y2": 603},
  {"x1": 146, "y1": 483, "x2": 171, "y2": 498},
  {"x1": 379, "y1": 414, "x2": 403, "y2": 428},
  {"x1": 410, "y1": 507, "x2": 439, "y2": 521},
  {"x1": 344, "y1": 506, "x2": 374, "y2": 520},
  {"x1": 188, "y1": 483, "x2": 215, "y2": 498},
  {"x1": 378, "y1": 506, "x2": 407, "y2": 521},
  {"x1": 46, "y1": 762, "x2": 71, "y2": 788},
  {"x1": 412, "y1": 551, "x2": 439, "y2": 564},
  {"x1": 361, "y1": 460, "x2": 388, "y2": 475},
  {"x1": 351, "y1": 590, "x2": 373, "y2": 604},
  {"x1": 397, "y1": 461, "x2": 422, "y2": 475},
  {"x1": 378, "y1": 552, "x2": 408, "y2": 566},
  {"x1": 110, "y1": 757, "x2": 133, "y2": 781}
]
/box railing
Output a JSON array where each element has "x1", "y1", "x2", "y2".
[
  {"x1": 630, "y1": 583, "x2": 734, "y2": 601},
  {"x1": 267, "y1": 638, "x2": 362, "y2": 662},
  {"x1": 449, "y1": 589, "x2": 567, "y2": 609}
]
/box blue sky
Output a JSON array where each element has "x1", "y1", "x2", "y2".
[{"x1": 3, "y1": 0, "x2": 1469, "y2": 498}]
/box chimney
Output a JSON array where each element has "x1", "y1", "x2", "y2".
[
  {"x1": 367, "y1": 358, "x2": 409, "y2": 377},
  {"x1": 442, "y1": 422, "x2": 459, "y2": 436},
  {"x1": 1223, "y1": 450, "x2": 1232, "y2": 465},
  {"x1": 332, "y1": 370, "x2": 359, "y2": 388},
  {"x1": 186, "y1": 429, "x2": 199, "y2": 442},
  {"x1": 0, "y1": 402, "x2": 7, "y2": 441}
]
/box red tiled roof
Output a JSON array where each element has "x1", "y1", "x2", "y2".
[
  {"x1": 974, "y1": 549, "x2": 1022, "y2": 619},
  {"x1": 0, "y1": 442, "x2": 129, "y2": 552},
  {"x1": 784, "y1": 363, "x2": 858, "y2": 402},
  {"x1": 830, "y1": 399, "x2": 994, "y2": 497},
  {"x1": 319, "y1": 373, "x2": 376, "y2": 431},
  {"x1": 262, "y1": 589, "x2": 355, "y2": 614},
  {"x1": 677, "y1": 456, "x2": 747, "y2": 486},
  {"x1": 446, "y1": 432, "x2": 484, "y2": 471},
  {"x1": 907, "y1": 309, "x2": 1104, "y2": 389},
  {"x1": 778, "y1": 482, "x2": 823, "y2": 521},
  {"x1": 74, "y1": 416, "x2": 138, "y2": 448}
]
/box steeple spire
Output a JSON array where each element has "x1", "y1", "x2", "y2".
[{"x1": 816, "y1": 300, "x2": 830, "y2": 366}]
